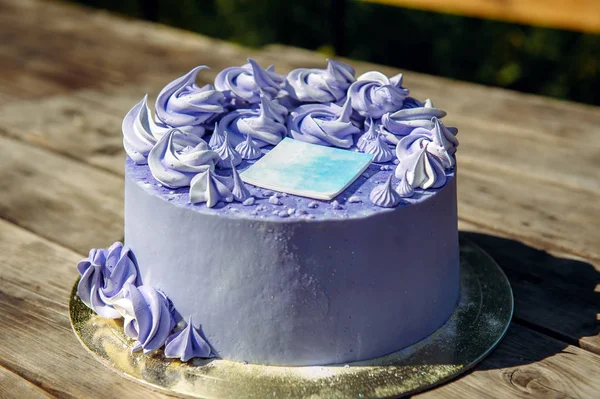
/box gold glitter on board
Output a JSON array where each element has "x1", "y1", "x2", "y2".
[{"x1": 70, "y1": 236, "x2": 513, "y2": 399}]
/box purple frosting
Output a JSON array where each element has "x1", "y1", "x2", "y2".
[
  {"x1": 231, "y1": 165, "x2": 251, "y2": 202},
  {"x1": 287, "y1": 97, "x2": 360, "y2": 148},
  {"x1": 395, "y1": 133, "x2": 447, "y2": 190},
  {"x1": 234, "y1": 134, "x2": 262, "y2": 160},
  {"x1": 356, "y1": 118, "x2": 379, "y2": 152},
  {"x1": 369, "y1": 174, "x2": 401, "y2": 208},
  {"x1": 364, "y1": 134, "x2": 394, "y2": 163},
  {"x1": 217, "y1": 96, "x2": 287, "y2": 148},
  {"x1": 285, "y1": 59, "x2": 355, "y2": 103},
  {"x1": 189, "y1": 169, "x2": 233, "y2": 207},
  {"x1": 348, "y1": 71, "x2": 409, "y2": 119},
  {"x1": 155, "y1": 66, "x2": 226, "y2": 134},
  {"x1": 164, "y1": 317, "x2": 213, "y2": 361},
  {"x1": 215, "y1": 132, "x2": 242, "y2": 169},
  {"x1": 111, "y1": 283, "x2": 174, "y2": 354},
  {"x1": 77, "y1": 242, "x2": 140, "y2": 319},
  {"x1": 395, "y1": 171, "x2": 415, "y2": 198},
  {"x1": 148, "y1": 129, "x2": 219, "y2": 189},
  {"x1": 380, "y1": 99, "x2": 451, "y2": 144},
  {"x1": 214, "y1": 59, "x2": 285, "y2": 106},
  {"x1": 122, "y1": 95, "x2": 171, "y2": 164}
]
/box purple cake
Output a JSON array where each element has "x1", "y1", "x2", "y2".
[{"x1": 76, "y1": 59, "x2": 460, "y2": 366}]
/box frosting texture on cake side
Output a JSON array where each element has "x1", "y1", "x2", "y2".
[{"x1": 75, "y1": 59, "x2": 461, "y2": 366}]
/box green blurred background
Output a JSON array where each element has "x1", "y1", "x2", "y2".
[{"x1": 71, "y1": 0, "x2": 599, "y2": 105}]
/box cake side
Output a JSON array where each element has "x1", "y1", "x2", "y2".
[
  {"x1": 75, "y1": 58, "x2": 461, "y2": 366},
  {"x1": 125, "y1": 166, "x2": 459, "y2": 365}
]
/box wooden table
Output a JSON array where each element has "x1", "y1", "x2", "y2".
[{"x1": 1, "y1": 0, "x2": 599, "y2": 397}]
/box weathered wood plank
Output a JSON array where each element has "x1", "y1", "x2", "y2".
[
  {"x1": 0, "y1": 223, "x2": 169, "y2": 398},
  {"x1": 0, "y1": 366, "x2": 54, "y2": 399},
  {"x1": 2, "y1": 217, "x2": 600, "y2": 399},
  {"x1": 361, "y1": 0, "x2": 600, "y2": 33},
  {"x1": 0, "y1": 135, "x2": 123, "y2": 254},
  {"x1": 416, "y1": 324, "x2": 600, "y2": 398},
  {"x1": 458, "y1": 219, "x2": 600, "y2": 355},
  {"x1": 457, "y1": 160, "x2": 600, "y2": 261}
]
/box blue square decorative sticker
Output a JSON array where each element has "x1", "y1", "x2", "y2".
[{"x1": 240, "y1": 138, "x2": 373, "y2": 200}]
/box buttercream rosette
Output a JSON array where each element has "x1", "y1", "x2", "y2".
[
  {"x1": 164, "y1": 317, "x2": 213, "y2": 361},
  {"x1": 109, "y1": 283, "x2": 175, "y2": 354},
  {"x1": 215, "y1": 59, "x2": 285, "y2": 107},
  {"x1": 148, "y1": 129, "x2": 220, "y2": 189},
  {"x1": 76, "y1": 242, "x2": 140, "y2": 319},
  {"x1": 155, "y1": 66, "x2": 226, "y2": 135},
  {"x1": 217, "y1": 95, "x2": 288, "y2": 147},
  {"x1": 394, "y1": 118, "x2": 458, "y2": 189},
  {"x1": 285, "y1": 59, "x2": 355, "y2": 103},
  {"x1": 348, "y1": 71, "x2": 409, "y2": 120},
  {"x1": 287, "y1": 97, "x2": 360, "y2": 148},
  {"x1": 380, "y1": 99, "x2": 453, "y2": 145}
]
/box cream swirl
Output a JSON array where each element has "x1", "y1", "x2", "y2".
[
  {"x1": 349, "y1": 71, "x2": 409, "y2": 119},
  {"x1": 217, "y1": 96, "x2": 288, "y2": 147},
  {"x1": 356, "y1": 118, "x2": 379, "y2": 152},
  {"x1": 231, "y1": 165, "x2": 251, "y2": 202},
  {"x1": 148, "y1": 129, "x2": 219, "y2": 189},
  {"x1": 110, "y1": 283, "x2": 174, "y2": 354},
  {"x1": 234, "y1": 134, "x2": 262, "y2": 160},
  {"x1": 122, "y1": 95, "x2": 171, "y2": 164},
  {"x1": 76, "y1": 242, "x2": 140, "y2": 319},
  {"x1": 164, "y1": 317, "x2": 212, "y2": 361},
  {"x1": 215, "y1": 132, "x2": 242, "y2": 169},
  {"x1": 287, "y1": 97, "x2": 360, "y2": 148},
  {"x1": 364, "y1": 134, "x2": 394, "y2": 163},
  {"x1": 215, "y1": 59, "x2": 285, "y2": 106},
  {"x1": 189, "y1": 169, "x2": 234, "y2": 207},
  {"x1": 155, "y1": 66, "x2": 225, "y2": 134},
  {"x1": 369, "y1": 175, "x2": 401, "y2": 208},
  {"x1": 380, "y1": 99, "x2": 450, "y2": 144},
  {"x1": 285, "y1": 59, "x2": 355, "y2": 103},
  {"x1": 394, "y1": 128, "x2": 449, "y2": 189}
]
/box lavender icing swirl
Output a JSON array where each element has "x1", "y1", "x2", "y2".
[
  {"x1": 189, "y1": 169, "x2": 234, "y2": 207},
  {"x1": 356, "y1": 118, "x2": 379, "y2": 152},
  {"x1": 164, "y1": 317, "x2": 212, "y2": 361},
  {"x1": 287, "y1": 97, "x2": 360, "y2": 148},
  {"x1": 110, "y1": 283, "x2": 174, "y2": 354},
  {"x1": 380, "y1": 99, "x2": 451, "y2": 144},
  {"x1": 215, "y1": 132, "x2": 242, "y2": 169},
  {"x1": 369, "y1": 175, "x2": 401, "y2": 208},
  {"x1": 155, "y1": 66, "x2": 225, "y2": 134},
  {"x1": 364, "y1": 134, "x2": 394, "y2": 163},
  {"x1": 148, "y1": 129, "x2": 220, "y2": 189},
  {"x1": 76, "y1": 242, "x2": 139, "y2": 319},
  {"x1": 395, "y1": 171, "x2": 415, "y2": 198},
  {"x1": 348, "y1": 71, "x2": 409, "y2": 119},
  {"x1": 231, "y1": 165, "x2": 251, "y2": 202},
  {"x1": 285, "y1": 59, "x2": 355, "y2": 103},
  {"x1": 394, "y1": 129, "x2": 449, "y2": 189},
  {"x1": 217, "y1": 96, "x2": 288, "y2": 147},
  {"x1": 122, "y1": 95, "x2": 171, "y2": 164},
  {"x1": 234, "y1": 134, "x2": 262, "y2": 160},
  {"x1": 215, "y1": 59, "x2": 285, "y2": 106}
]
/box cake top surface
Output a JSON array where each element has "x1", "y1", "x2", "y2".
[{"x1": 122, "y1": 59, "x2": 458, "y2": 220}]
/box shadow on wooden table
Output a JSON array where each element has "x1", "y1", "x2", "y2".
[{"x1": 463, "y1": 231, "x2": 600, "y2": 370}]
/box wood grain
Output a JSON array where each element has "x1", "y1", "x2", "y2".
[
  {"x1": 0, "y1": 135, "x2": 123, "y2": 253},
  {"x1": 0, "y1": 366, "x2": 54, "y2": 399},
  {"x1": 0, "y1": 220, "x2": 170, "y2": 399},
  {"x1": 361, "y1": 0, "x2": 600, "y2": 33}
]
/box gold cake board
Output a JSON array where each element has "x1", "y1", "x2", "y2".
[{"x1": 69, "y1": 235, "x2": 513, "y2": 399}]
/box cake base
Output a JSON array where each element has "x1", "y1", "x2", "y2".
[{"x1": 69, "y1": 235, "x2": 513, "y2": 399}]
